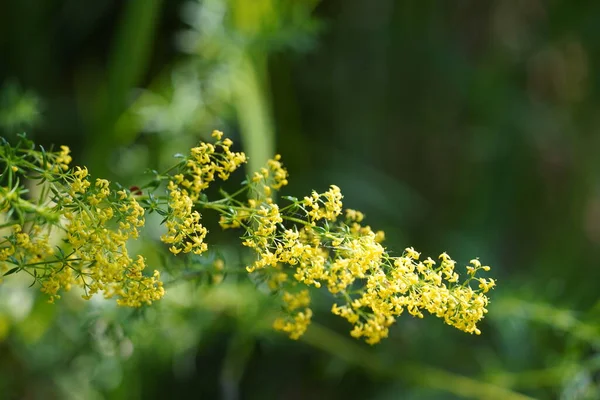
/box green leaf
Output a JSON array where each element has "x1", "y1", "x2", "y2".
[
  {"x1": 29, "y1": 269, "x2": 37, "y2": 287},
  {"x1": 3, "y1": 266, "x2": 20, "y2": 276}
]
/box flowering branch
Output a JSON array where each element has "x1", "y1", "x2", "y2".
[{"x1": 0, "y1": 132, "x2": 495, "y2": 344}]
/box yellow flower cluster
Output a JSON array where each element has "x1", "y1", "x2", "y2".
[
  {"x1": 234, "y1": 171, "x2": 494, "y2": 344},
  {"x1": 272, "y1": 289, "x2": 312, "y2": 339},
  {"x1": 54, "y1": 145, "x2": 73, "y2": 172},
  {"x1": 161, "y1": 181, "x2": 208, "y2": 255},
  {"x1": 1, "y1": 144, "x2": 164, "y2": 306},
  {"x1": 218, "y1": 155, "x2": 288, "y2": 230},
  {"x1": 251, "y1": 154, "x2": 289, "y2": 200},
  {"x1": 32, "y1": 144, "x2": 72, "y2": 173},
  {"x1": 161, "y1": 130, "x2": 246, "y2": 255},
  {"x1": 0, "y1": 224, "x2": 54, "y2": 275},
  {"x1": 60, "y1": 171, "x2": 164, "y2": 306},
  {"x1": 242, "y1": 203, "x2": 283, "y2": 257},
  {"x1": 333, "y1": 249, "x2": 495, "y2": 344},
  {"x1": 304, "y1": 185, "x2": 343, "y2": 222}
]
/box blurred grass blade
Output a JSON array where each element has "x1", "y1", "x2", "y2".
[
  {"x1": 302, "y1": 323, "x2": 536, "y2": 400},
  {"x1": 232, "y1": 52, "x2": 275, "y2": 174},
  {"x1": 83, "y1": 0, "x2": 163, "y2": 173},
  {"x1": 106, "y1": 0, "x2": 163, "y2": 138}
]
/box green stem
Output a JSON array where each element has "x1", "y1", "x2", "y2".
[
  {"x1": 281, "y1": 215, "x2": 311, "y2": 227},
  {"x1": 23, "y1": 256, "x2": 79, "y2": 267},
  {"x1": 199, "y1": 202, "x2": 256, "y2": 213}
]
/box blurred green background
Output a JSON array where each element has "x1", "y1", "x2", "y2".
[{"x1": 2, "y1": 0, "x2": 600, "y2": 399}]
